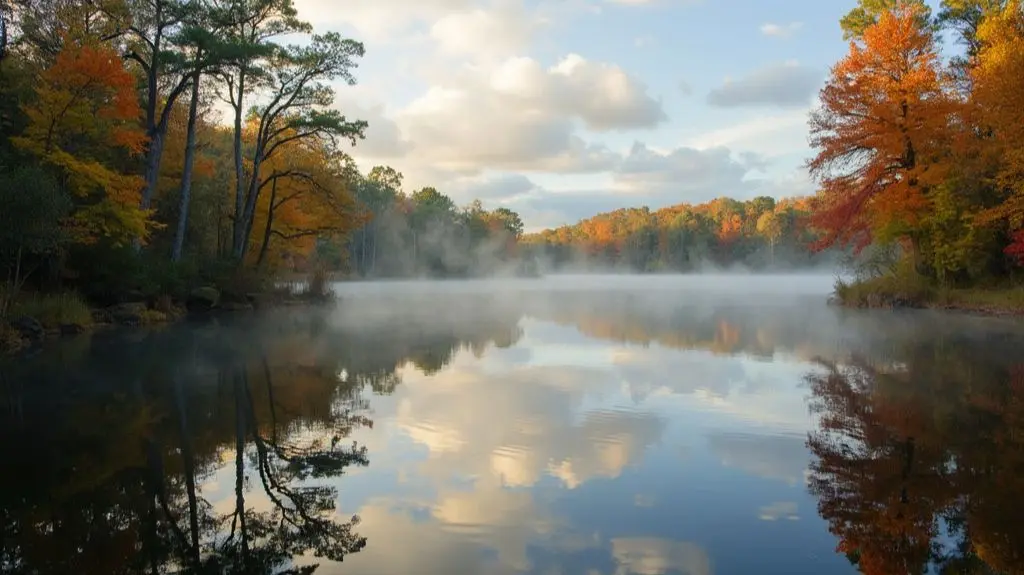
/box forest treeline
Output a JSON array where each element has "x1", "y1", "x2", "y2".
[
  {"x1": 0, "y1": 0, "x2": 824, "y2": 297},
  {"x1": 0, "y1": 0, "x2": 532, "y2": 309},
  {"x1": 522, "y1": 196, "x2": 838, "y2": 272},
  {"x1": 3, "y1": 0, "x2": 1024, "y2": 309},
  {"x1": 808, "y1": 0, "x2": 1024, "y2": 298}
]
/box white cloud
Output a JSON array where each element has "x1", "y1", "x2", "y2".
[
  {"x1": 706, "y1": 432, "x2": 810, "y2": 485},
  {"x1": 685, "y1": 110, "x2": 811, "y2": 158},
  {"x1": 382, "y1": 54, "x2": 664, "y2": 175},
  {"x1": 707, "y1": 61, "x2": 822, "y2": 109},
  {"x1": 334, "y1": 100, "x2": 415, "y2": 159},
  {"x1": 759, "y1": 501, "x2": 800, "y2": 521},
  {"x1": 606, "y1": 0, "x2": 704, "y2": 5},
  {"x1": 311, "y1": 0, "x2": 818, "y2": 230},
  {"x1": 611, "y1": 538, "x2": 712, "y2": 575},
  {"x1": 392, "y1": 361, "x2": 666, "y2": 490},
  {"x1": 547, "y1": 54, "x2": 668, "y2": 130},
  {"x1": 612, "y1": 142, "x2": 753, "y2": 198},
  {"x1": 760, "y1": 21, "x2": 803, "y2": 38},
  {"x1": 430, "y1": 0, "x2": 538, "y2": 59},
  {"x1": 338, "y1": 493, "x2": 566, "y2": 574},
  {"x1": 414, "y1": 138, "x2": 802, "y2": 229},
  {"x1": 294, "y1": 0, "x2": 472, "y2": 41}
]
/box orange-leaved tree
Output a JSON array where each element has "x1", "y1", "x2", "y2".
[
  {"x1": 807, "y1": 4, "x2": 955, "y2": 258},
  {"x1": 971, "y1": 0, "x2": 1024, "y2": 262},
  {"x1": 12, "y1": 35, "x2": 153, "y2": 246},
  {"x1": 247, "y1": 130, "x2": 365, "y2": 269}
]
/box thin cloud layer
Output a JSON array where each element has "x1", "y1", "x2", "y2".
[
  {"x1": 760, "y1": 21, "x2": 804, "y2": 38},
  {"x1": 707, "y1": 62, "x2": 823, "y2": 109}
]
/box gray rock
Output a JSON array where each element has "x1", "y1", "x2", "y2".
[
  {"x1": 107, "y1": 302, "x2": 146, "y2": 326},
  {"x1": 220, "y1": 301, "x2": 253, "y2": 312},
  {"x1": 187, "y1": 287, "x2": 220, "y2": 311},
  {"x1": 91, "y1": 308, "x2": 113, "y2": 324},
  {"x1": 60, "y1": 323, "x2": 86, "y2": 335},
  {"x1": 11, "y1": 316, "x2": 44, "y2": 342}
]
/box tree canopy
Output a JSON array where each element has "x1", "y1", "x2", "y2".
[{"x1": 810, "y1": 0, "x2": 1024, "y2": 283}]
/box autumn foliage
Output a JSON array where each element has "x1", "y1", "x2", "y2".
[
  {"x1": 12, "y1": 36, "x2": 152, "y2": 246},
  {"x1": 972, "y1": 1, "x2": 1024, "y2": 255},
  {"x1": 247, "y1": 126, "x2": 366, "y2": 268},
  {"x1": 811, "y1": 0, "x2": 1024, "y2": 285},
  {"x1": 809, "y1": 5, "x2": 953, "y2": 253},
  {"x1": 808, "y1": 342, "x2": 1024, "y2": 574},
  {"x1": 524, "y1": 196, "x2": 823, "y2": 271}
]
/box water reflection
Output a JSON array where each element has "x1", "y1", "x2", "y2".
[
  {"x1": 1, "y1": 280, "x2": 1023, "y2": 574},
  {"x1": 807, "y1": 350, "x2": 1024, "y2": 574},
  {"x1": 0, "y1": 323, "x2": 372, "y2": 574}
]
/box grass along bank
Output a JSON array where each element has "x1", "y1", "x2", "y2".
[
  {"x1": 0, "y1": 268, "x2": 339, "y2": 355},
  {"x1": 833, "y1": 273, "x2": 1024, "y2": 316}
]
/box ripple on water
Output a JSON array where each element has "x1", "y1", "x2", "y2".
[{"x1": 400, "y1": 419, "x2": 465, "y2": 454}]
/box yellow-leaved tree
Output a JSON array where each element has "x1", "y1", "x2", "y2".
[
  {"x1": 246, "y1": 127, "x2": 365, "y2": 270},
  {"x1": 972, "y1": 0, "x2": 1024, "y2": 261},
  {"x1": 12, "y1": 35, "x2": 154, "y2": 246}
]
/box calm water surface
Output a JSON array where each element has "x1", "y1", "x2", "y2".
[{"x1": 3, "y1": 275, "x2": 1024, "y2": 574}]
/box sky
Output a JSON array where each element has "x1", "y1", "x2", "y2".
[{"x1": 281, "y1": 0, "x2": 872, "y2": 231}]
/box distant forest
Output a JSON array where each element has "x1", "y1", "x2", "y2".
[
  {"x1": 323, "y1": 178, "x2": 834, "y2": 278},
  {"x1": 520, "y1": 196, "x2": 839, "y2": 273}
]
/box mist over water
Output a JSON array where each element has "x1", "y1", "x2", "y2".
[
  {"x1": 334, "y1": 272, "x2": 841, "y2": 296},
  {"x1": 3, "y1": 275, "x2": 1024, "y2": 574}
]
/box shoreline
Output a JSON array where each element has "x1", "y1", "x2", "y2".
[
  {"x1": 1, "y1": 288, "x2": 336, "y2": 357},
  {"x1": 831, "y1": 297, "x2": 1024, "y2": 319},
  {"x1": 8, "y1": 277, "x2": 1024, "y2": 356},
  {"x1": 925, "y1": 301, "x2": 1024, "y2": 318},
  {"x1": 831, "y1": 277, "x2": 1024, "y2": 319}
]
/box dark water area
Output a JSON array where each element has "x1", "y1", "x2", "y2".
[{"x1": 2, "y1": 275, "x2": 1024, "y2": 574}]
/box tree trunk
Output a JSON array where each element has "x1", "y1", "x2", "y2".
[
  {"x1": 902, "y1": 236, "x2": 925, "y2": 275},
  {"x1": 359, "y1": 227, "x2": 367, "y2": 275},
  {"x1": 141, "y1": 131, "x2": 165, "y2": 212},
  {"x1": 231, "y1": 72, "x2": 247, "y2": 258},
  {"x1": 235, "y1": 144, "x2": 266, "y2": 262},
  {"x1": 256, "y1": 179, "x2": 277, "y2": 268},
  {"x1": 132, "y1": 129, "x2": 165, "y2": 254},
  {"x1": 140, "y1": 12, "x2": 162, "y2": 215},
  {"x1": 174, "y1": 363, "x2": 201, "y2": 566},
  {"x1": 234, "y1": 371, "x2": 250, "y2": 565},
  {"x1": 171, "y1": 70, "x2": 202, "y2": 262},
  {"x1": 371, "y1": 221, "x2": 378, "y2": 275}
]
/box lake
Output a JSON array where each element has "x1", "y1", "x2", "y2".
[{"x1": 2, "y1": 274, "x2": 1023, "y2": 574}]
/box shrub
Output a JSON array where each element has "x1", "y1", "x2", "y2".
[
  {"x1": 933, "y1": 286, "x2": 1024, "y2": 312},
  {"x1": 203, "y1": 260, "x2": 275, "y2": 301},
  {"x1": 0, "y1": 323, "x2": 24, "y2": 354},
  {"x1": 832, "y1": 262, "x2": 934, "y2": 309},
  {"x1": 11, "y1": 292, "x2": 92, "y2": 328},
  {"x1": 138, "y1": 309, "x2": 169, "y2": 324},
  {"x1": 153, "y1": 294, "x2": 175, "y2": 314},
  {"x1": 298, "y1": 266, "x2": 334, "y2": 302},
  {"x1": 0, "y1": 283, "x2": 14, "y2": 319}
]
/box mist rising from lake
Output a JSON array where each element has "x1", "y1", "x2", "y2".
[{"x1": 2, "y1": 274, "x2": 1022, "y2": 574}]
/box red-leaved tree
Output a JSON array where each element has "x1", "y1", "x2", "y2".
[{"x1": 807, "y1": 4, "x2": 956, "y2": 255}]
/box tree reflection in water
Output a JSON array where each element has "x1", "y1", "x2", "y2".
[
  {"x1": 6, "y1": 290, "x2": 1024, "y2": 574},
  {"x1": 806, "y1": 334, "x2": 1024, "y2": 575},
  {"x1": 0, "y1": 302, "x2": 524, "y2": 574}
]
